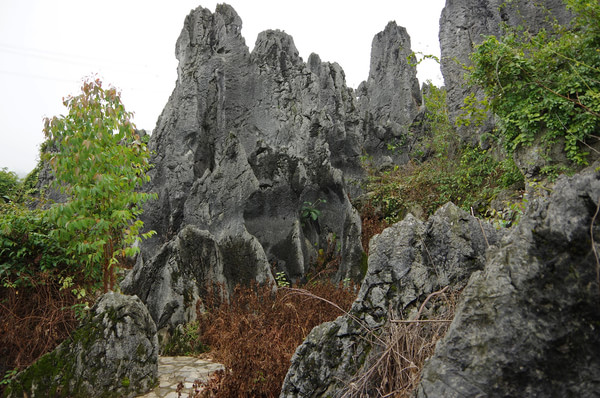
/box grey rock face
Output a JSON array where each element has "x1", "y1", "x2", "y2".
[
  {"x1": 439, "y1": 0, "x2": 572, "y2": 144},
  {"x1": 5, "y1": 293, "x2": 158, "y2": 398},
  {"x1": 280, "y1": 203, "x2": 500, "y2": 397},
  {"x1": 358, "y1": 21, "x2": 422, "y2": 166},
  {"x1": 125, "y1": 4, "x2": 411, "y2": 331},
  {"x1": 122, "y1": 226, "x2": 227, "y2": 331},
  {"x1": 416, "y1": 166, "x2": 600, "y2": 397},
  {"x1": 513, "y1": 134, "x2": 571, "y2": 179}
]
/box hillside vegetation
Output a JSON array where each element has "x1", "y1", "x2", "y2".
[{"x1": 1, "y1": 0, "x2": 599, "y2": 396}]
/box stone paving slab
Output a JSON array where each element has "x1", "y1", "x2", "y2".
[{"x1": 137, "y1": 356, "x2": 224, "y2": 398}]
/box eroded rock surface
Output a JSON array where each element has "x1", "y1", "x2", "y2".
[
  {"x1": 280, "y1": 203, "x2": 500, "y2": 397},
  {"x1": 416, "y1": 166, "x2": 600, "y2": 397},
  {"x1": 123, "y1": 4, "x2": 422, "y2": 332},
  {"x1": 357, "y1": 21, "x2": 423, "y2": 166},
  {"x1": 5, "y1": 293, "x2": 158, "y2": 398}
]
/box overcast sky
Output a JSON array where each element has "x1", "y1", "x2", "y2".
[{"x1": 0, "y1": 0, "x2": 445, "y2": 176}]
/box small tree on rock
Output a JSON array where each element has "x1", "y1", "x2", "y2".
[{"x1": 43, "y1": 78, "x2": 156, "y2": 292}]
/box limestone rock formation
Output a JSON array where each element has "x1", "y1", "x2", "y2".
[
  {"x1": 123, "y1": 4, "x2": 422, "y2": 332},
  {"x1": 416, "y1": 165, "x2": 600, "y2": 397},
  {"x1": 357, "y1": 21, "x2": 423, "y2": 166},
  {"x1": 280, "y1": 203, "x2": 501, "y2": 397},
  {"x1": 5, "y1": 293, "x2": 158, "y2": 398},
  {"x1": 439, "y1": 0, "x2": 572, "y2": 145}
]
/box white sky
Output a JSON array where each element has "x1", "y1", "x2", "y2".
[{"x1": 0, "y1": 0, "x2": 445, "y2": 176}]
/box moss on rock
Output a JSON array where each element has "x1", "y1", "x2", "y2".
[{"x1": 5, "y1": 293, "x2": 158, "y2": 398}]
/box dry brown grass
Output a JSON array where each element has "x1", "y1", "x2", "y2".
[
  {"x1": 194, "y1": 281, "x2": 357, "y2": 398},
  {"x1": 358, "y1": 201, "x2": 389, "y2": 255},
  {"x1": 341, "y1": 287, "x2": 458, "y2": 398},
  {"x1": 0, "y1": 273, "x2": 80, "y2": 391},
  {"x1": 191, "y1": 282, "x2": 458, "y2": 398}
]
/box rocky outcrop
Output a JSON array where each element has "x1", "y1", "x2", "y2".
[
  {"x1": 123, "y1": 4, "x2": 422, "y2": 332},
  {"x1": 5, "y1": 293, "x2": 158, "y2": 398},
  {"x1": 280, "y1": 203, "x2": 501, "y2": 397},
  {"x1": 439, "y1": 0, "x2": 572, "y2": 145},
  {"x1": 416, "y1": 165, "x2": 600, "y2": 397},
  {"x1": 282, "y1": 165, "x2": 600, "y2": 397},
  {"x1": 357, "y1": 21, "x2": 423, "y2": 166}
]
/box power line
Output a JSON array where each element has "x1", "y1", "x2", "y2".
[
  {"x1": 0, "y1": 69, "x2": 80, "y2": 84},
  {"x1": 0, "y1": 42, "x2": 146, "y2": 70},
  {"x1": 0, "y1": 68, "x2": 169, "y2": 96}
]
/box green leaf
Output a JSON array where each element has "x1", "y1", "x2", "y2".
[{"x1": 41, "y1": 78, "x2": 156, "y2": 291}]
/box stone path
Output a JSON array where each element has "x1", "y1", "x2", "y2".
[{"x1": 137, "y1": 356, "x2": 224, "y2": 398}]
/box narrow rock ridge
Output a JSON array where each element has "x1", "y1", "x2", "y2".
[{"x1": 358, "y1": 21, "x2": 423, "y2": 165}]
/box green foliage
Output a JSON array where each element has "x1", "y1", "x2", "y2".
[
  {"x1": 162, "y1": 321, "x2": 208, "y2": 356},
  {"x1": 0, "y1": 168, "x2": 20, "y2": 203},
  {"x1": 300, "y1": 199, "x2": 326, "y2": 223},
  {"x1": 364, "y1": 83, "x2": 524, "y2": 223},
  {"x1": 275, "y1": 271, "x2": 290, "y2": 288},
  {"x1": 0, "y1": 203, "x2": 70, "y2": 287},
  {"x1": 0, "y1": 166, "x2": 41, "y2": 204},
  {"x1": 20, "y1": 164, "x2": 41, "y2": 197},
  {"x1": 42, "y1": 78, "x2": 156, "y2": 292},
  {"x1": 423, "y1": 84, "x2": 453, "y2": 157},
  {"x1": 470, "y1": 0, "x2": 600, "y2": 165},
  {"x1": 1, "y1": 369, "x2": 18, "y2": 387},
  {"x1": 455, "y1": 93, "x2": 490, "y2": 129},
  {"x1": 408, "y1": 51, "x2": 440, "y2": 68},
  {"x1": 488, "y1": 195, "x2": 528, "y2": 228}
]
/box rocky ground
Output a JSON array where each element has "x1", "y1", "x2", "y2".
[{"x1": 137, "y1": 356, "x2": 223, "y2": 398}]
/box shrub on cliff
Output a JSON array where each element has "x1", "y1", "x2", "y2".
[
  {"x1": 470, "y1": 0, "x2": 600, "y2": 166},
  {"x1": 362, "y1": 84, "x2": 523, "y2": 224}
]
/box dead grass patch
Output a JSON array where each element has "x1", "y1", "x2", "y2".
[
  {"x1": 194, "y1": 281, "x2": 357, "y2": 398},
  {"x1": 0, "y1": 273, "x2": 80, "y2": 391},
  {"x1": 341, "y1": 287, "x2": 458, "y2": 398}
]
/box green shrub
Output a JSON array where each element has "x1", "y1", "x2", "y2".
[
  {"x1": 363, "y1": 84, "x2": 523, "y2": 223},
  {"x1": 162, "y1": 321, "x2": 208, "y2": 356},
  {"x1": 43, "y1": 78, "x2": 156, "y2": 292},
  {"x1": 470, "y1": 0, "x2": 600, "y2": 165},
  {"x1": 0, "y1": 168, "x2": 20, "y2": 203},
  {"x1": 0, "y1": 203, "x2": 71, "y2": 288}
]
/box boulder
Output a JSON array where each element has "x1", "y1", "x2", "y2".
[
  {"x1": 416, "y1": 165, "x2": 600, "y2": 396},
  {"x1": 4, "y1": 293, "x2": 158, "y2": 398},
  {"x1": 280, "y1": 203, "x2": 501, "y2": 397}
]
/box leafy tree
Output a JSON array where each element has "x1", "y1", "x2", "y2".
[
  {"x1": 0, "y1": 168, "x2": 20, "y2": 202},
  {"x1": 470, "y1": 0, "x2": 600, "y2": 165},
  {"x1": 43, "y1": 78, "x2": 156, "y2": 292}
]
